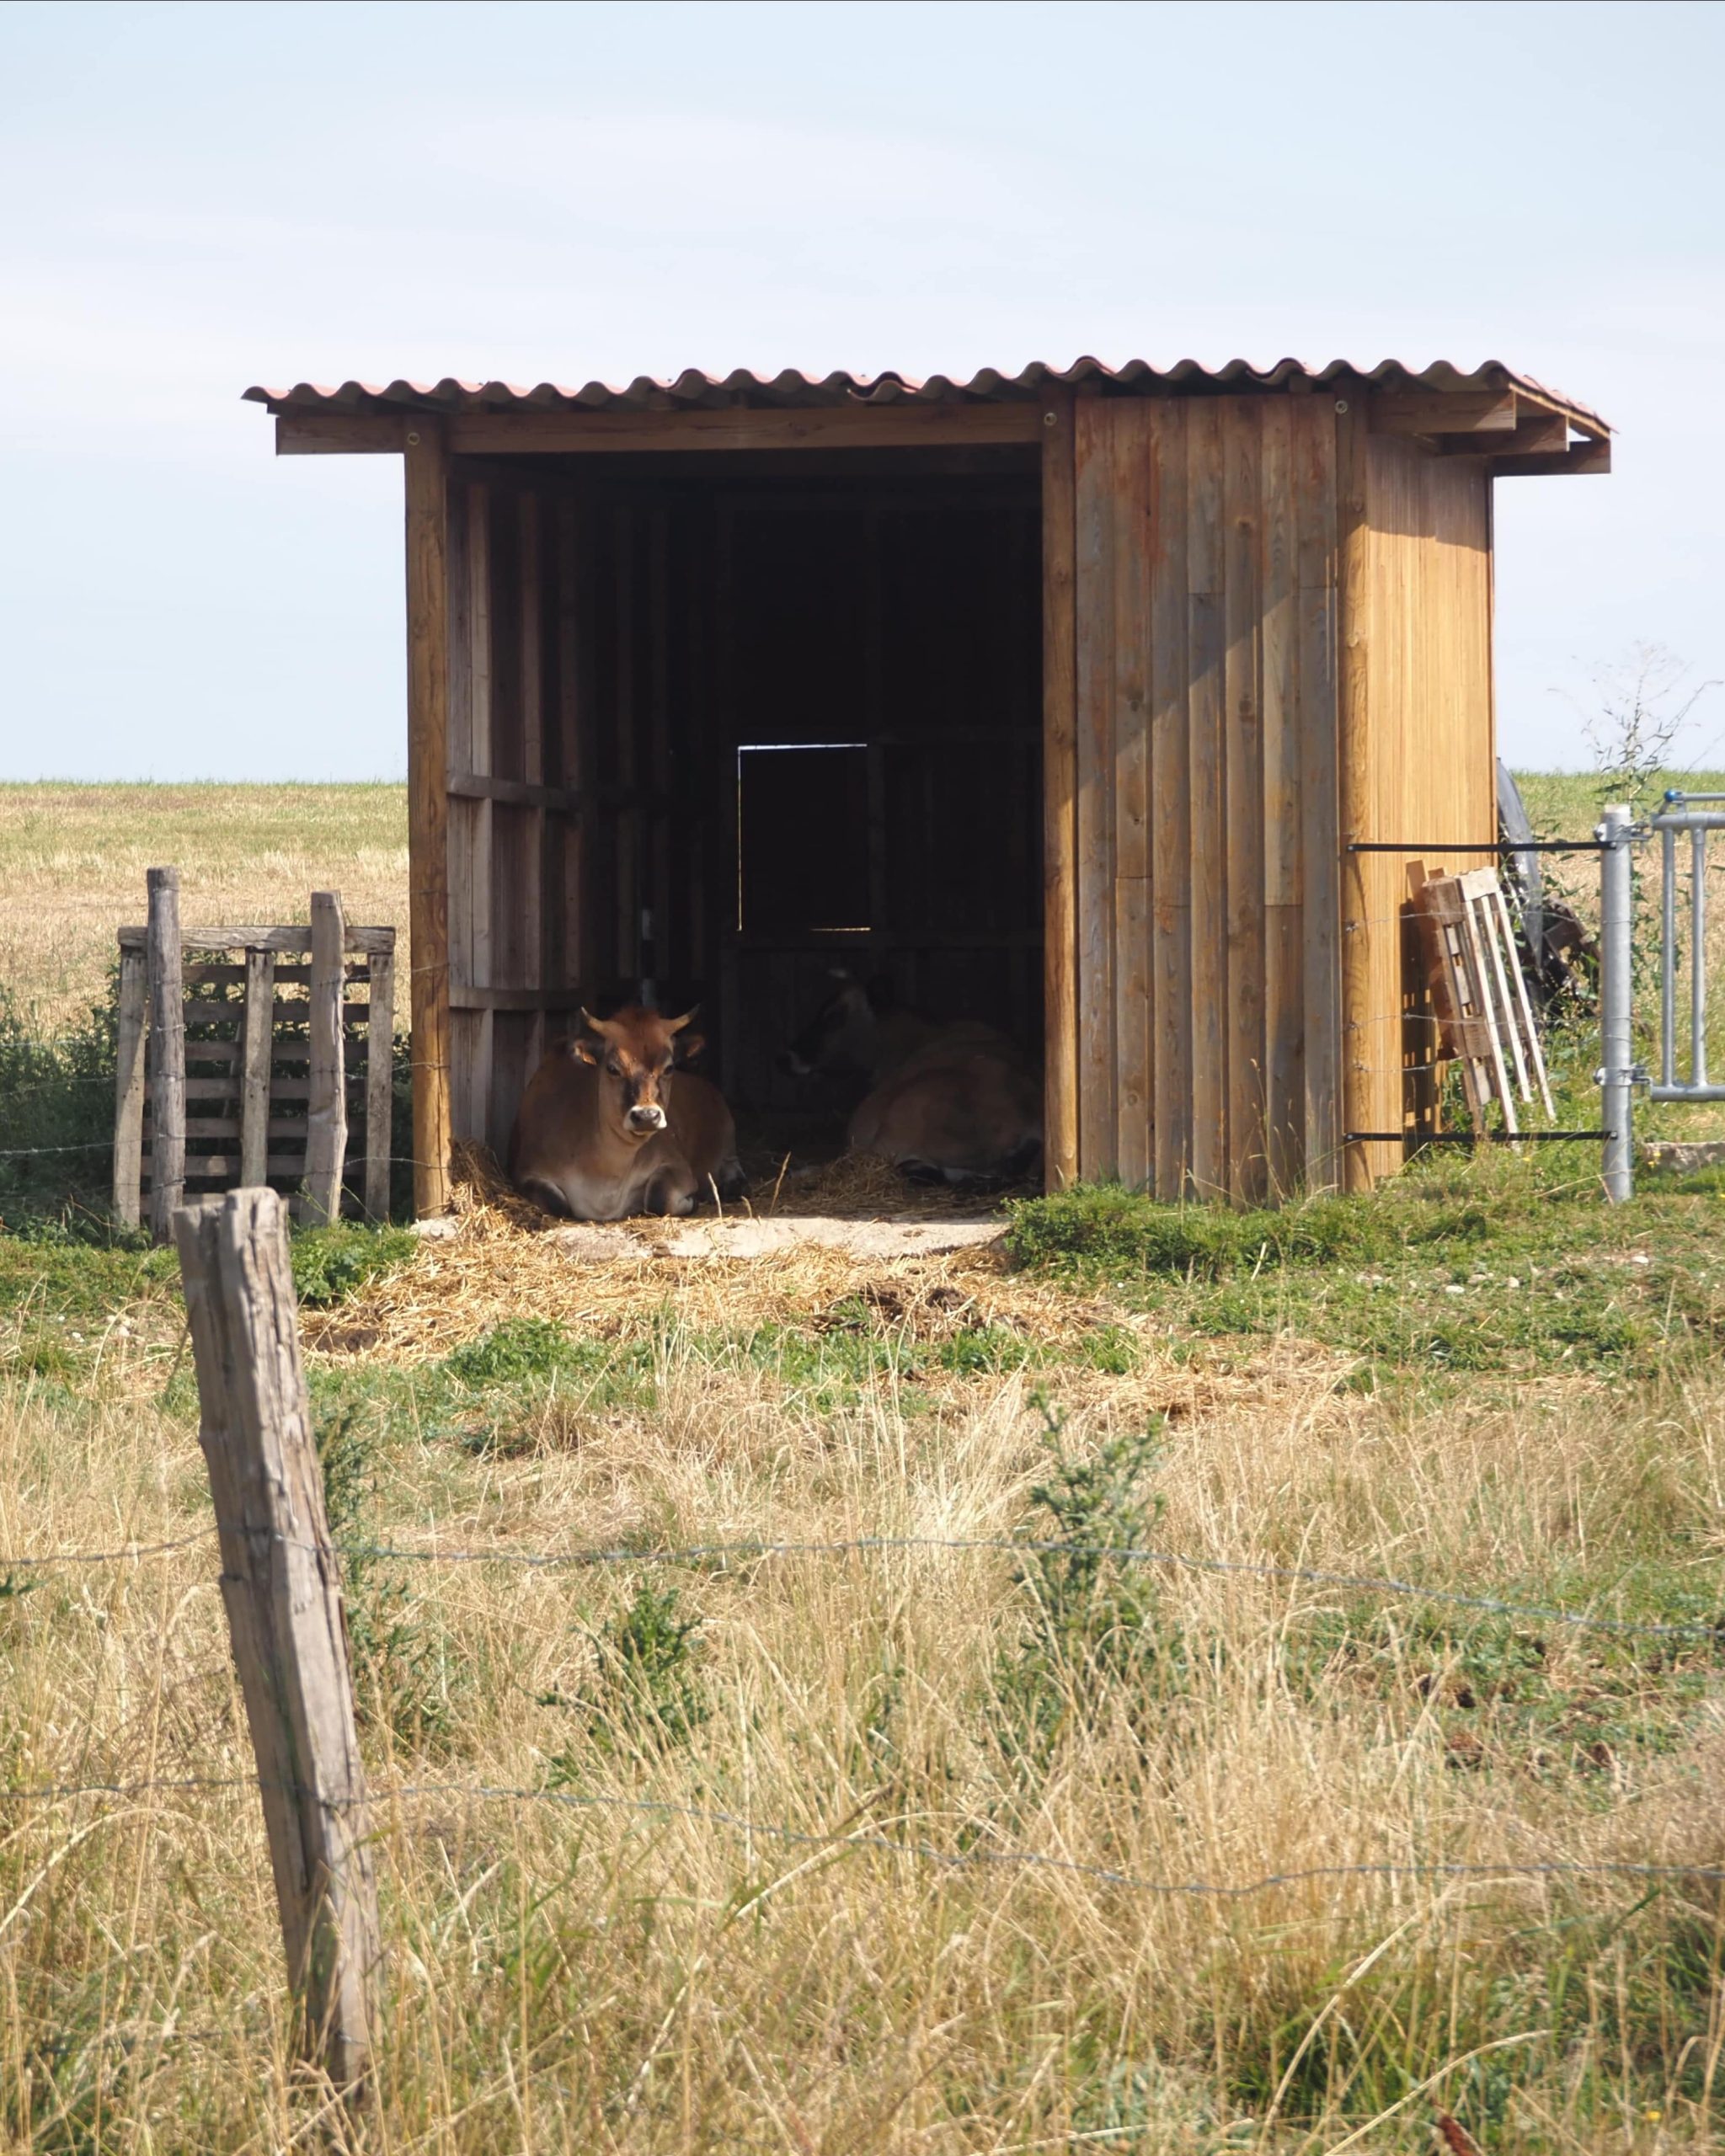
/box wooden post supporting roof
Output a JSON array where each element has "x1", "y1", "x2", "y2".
[
  {"x1": 404, "y1": 420, "x2": 453, "y2": 1215},
  {"x1": 1040, "y1": 387, "x2": 1079, "y2": 1189}
]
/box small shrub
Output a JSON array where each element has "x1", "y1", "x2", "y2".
[
  {"x1": 547, "y1": 1584, "x2": 708, "y2": 1769},
  {"x1": 291, "y1": 1223, "x2": 416, "y2": 1309},
  {"x1": 998, "y1": 1400, "x2": 1174, "y2": 1751}
]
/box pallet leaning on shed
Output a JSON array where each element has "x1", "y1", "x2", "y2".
[
  {"x1": 1411, "y1": 863, "x2": 1553, "y2": 1134},
  {"x1": 112, "y1": 873, "x2": 397, "y2": 1235}
]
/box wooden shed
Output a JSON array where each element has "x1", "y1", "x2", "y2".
[{"x1": 245, "y1": 359, "x2": 1610, "y2": 1215}]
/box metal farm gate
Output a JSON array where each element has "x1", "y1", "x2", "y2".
[{"x1": 1599, "y1": 791, "x2": 1724, "y2": 1199}]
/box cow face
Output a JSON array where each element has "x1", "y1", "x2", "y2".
[
  {"x1": 574, "y1": 1006, "x2": 704, "y2": 1142},
  {"x1": 778, "y1": 969, "x2": 885, "y2": 1077}
]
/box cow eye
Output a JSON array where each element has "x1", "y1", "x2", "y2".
[{"x1": 606, "y1": 1059, "x2": 622, "y2": 1076}]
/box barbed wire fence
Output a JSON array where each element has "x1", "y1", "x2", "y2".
[{"x1": 7, "y1": 1182, "x2": 1723, "y2": 2108}]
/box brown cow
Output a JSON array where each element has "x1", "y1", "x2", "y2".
[
  {"x1": 509, "y1": 1006, "x2": 745, "y2": 1220},
  {"x1": 781, "y1": 971, "x2": 1041, "y2": 1186}
]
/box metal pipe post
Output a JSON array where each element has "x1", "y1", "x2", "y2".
[
  {"x1": 1660, "y1": 822, "x2": 1677, "y2": 1086},
  {"x1": 1693, "y1": 824, "x2": 1709, "y2": 1087},
  {"x1": 1599, "y1": 804, "x2": 1635, "y2": 1203}
]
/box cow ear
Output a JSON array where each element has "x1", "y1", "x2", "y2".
[
  {"x1": 571, "y1": 1035, "x2": 601, "y2": 1065},
  {"x1": 674, "y1": 1031, "x2": 706, "y2": 1064}
]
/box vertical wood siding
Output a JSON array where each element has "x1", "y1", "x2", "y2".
[
  {"x1": 1071, "y1": 392, "x2": 1340, "y2": 1198},
  {"x1": 1341, "y1": 432, "x2": 1493, "y2": 1186}
]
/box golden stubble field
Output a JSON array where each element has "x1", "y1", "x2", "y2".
[{"x1": 0, "y1": 783, "x2": 408, "y2": 1032}]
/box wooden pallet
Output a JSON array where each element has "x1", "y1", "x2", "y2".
[
  {"x1": 113, "y1": 877, "x2": 396, "y2": 1235},
  {"x1": 1411, "y1": 865, "x2": 1553, "y2": 1135}
]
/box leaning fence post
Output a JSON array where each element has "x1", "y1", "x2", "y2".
[
  {"x1": 147, "y1": 867, "x2": 185, "y2": 1242},
  {"x1": 303, "y1": 891, "x2": 349, "y2": 1226},
  {"x1": 172, "y1": 1187, "x2": 381, "y2": 2100},
  {"x1": 1598, "y1": 803, "x2": 1635, "y2": 1203}
]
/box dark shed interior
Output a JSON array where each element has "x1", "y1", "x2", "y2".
[{"x1": 453, "y1": 444, "x2": 1044, "y2": 1158}]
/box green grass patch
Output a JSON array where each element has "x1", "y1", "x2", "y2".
[
  {"x1": 1007, "y1": 1161, "x2": 1724, "y2": 1380},
  {"x1": 291, "y1": 1221, "x2": 418, "y2": 1307}
]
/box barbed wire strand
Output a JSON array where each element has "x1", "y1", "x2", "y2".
[
  {"x1": 336, "y1": 1532, "x2": 1720, "y2": 1640},
  {"x1": 2, "y1": 1523, "x2": 1715, "y2": 1643},
  {"x1": 2, "y1": 1771, "x2": 1721, "y2": 1900}
]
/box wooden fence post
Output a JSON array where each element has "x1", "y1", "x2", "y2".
[
  {"x1": 363, "y1": 935, "x2": 396, "y2": 1223},
  {"x1": 112, "y1": 939, "x2": 148, "y2": 1230},
  {"x1": 147, "y1": 867, "x2": 185, "y2": 1242},
  {"x1": 240, "y1": 945, "x2": 277, "y2": 1188},
  {"x1": 303, "y1": 892, "x2": 348, "y2": 1225},
  {"x1": 172, "y1": 1187, "x2": 380, "y2": 2099}
]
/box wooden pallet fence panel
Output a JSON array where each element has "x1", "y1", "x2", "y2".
[
  {"x1": 172, "y1": 1188, "x2": 380, "y2": 2100},
  {"x1": 147, "y1": 867, "x2": 186, "y2": 1242},
  {"x1": 240, "y1": 947, "x2": 276, "y2": 1186},
  {"x1": 302, "y1": 892, "x2": 348, "y2": 1226},
  {"x1": 117, "y1": 896, "x2": 397, "y2": 1226}
]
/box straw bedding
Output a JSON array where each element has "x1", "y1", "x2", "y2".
[{"x1": 301, "y1": 1143, "x2": 1354, "y2": 1427}]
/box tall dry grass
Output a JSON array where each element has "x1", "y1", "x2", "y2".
[{"x1": 3, "y1": 1296, "x2": 1722, "y2": 2151}]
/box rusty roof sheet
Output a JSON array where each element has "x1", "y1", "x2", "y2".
[{"x1": 243, "y1": 357, "x2": 1611, "y2": 435}]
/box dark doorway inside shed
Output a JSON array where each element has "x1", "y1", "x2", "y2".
[{"x1": 545, "y1": 445, "x2": 1044, "y2": 1164}]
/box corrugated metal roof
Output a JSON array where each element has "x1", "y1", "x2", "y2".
[{"x1": 243, "y1": 357, "x2": 1610, "y2": 436}]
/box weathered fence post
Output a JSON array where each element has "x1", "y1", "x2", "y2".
[
  {"x1": 363, "y1": 937, "x2": 395, "y2": 1224},
  {"x1": 147, "y1": 867, "x2": 185, "y2": 1242},
  {"x1": 303, "y1": 891, "x2": 348, "y2": 1226},
  {"x1": 112, "y1": 937, "x2": 148, "y2": 1230},
  {"x1": 240, "y1": 945, "x2": 276, "y2": 1187},
  {"x1": 1598, "y1": 803, "x2": 1635, "y2": 1203},
  {"x1": 173, "y1": 1187, "x2": 381, "y2": 2100}
]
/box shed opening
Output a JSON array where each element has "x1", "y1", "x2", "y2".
[{"x1": 444, "y1": 445, "x2": 1044, "y2": 1166}]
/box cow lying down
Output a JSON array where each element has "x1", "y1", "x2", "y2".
[
  {"x1": 510, "y1": 1006, "x2": 745, "y2": 1220},
  {"x1": 782, "y1": 971, "x2": 1041, "y2": 1187}
]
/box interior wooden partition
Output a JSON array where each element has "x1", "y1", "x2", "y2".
[{"x1": 265, "y1": 374, "x2": 1610, "y2": 1214}]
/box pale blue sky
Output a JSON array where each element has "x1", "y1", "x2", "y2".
[{"x1": 3, "y1": 0, "x2": 1722, "y2": 779}]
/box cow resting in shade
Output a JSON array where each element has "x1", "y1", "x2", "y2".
[
  {"x1": 781, "y1": 970, "x2": 1042, "y2": 1186},
  {"x1": 509, "y1": 1006, "x2": 745, "y2": 1220}
]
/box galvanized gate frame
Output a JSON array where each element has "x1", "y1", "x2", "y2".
[{"x1": 1597, "y1": 791, "x2": 1724, "y2": 1201}]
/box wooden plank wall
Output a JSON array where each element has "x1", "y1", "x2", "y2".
[
  {"x1": 1340, "y1": 431, "x2": 1493, "y2": 1187},
  {"x1": 446, "y1": 472, "x2": 588, "y2": 1159},
  {"x1": 1071, "y1": 392, "x2": 1340, "y2": 1199}
]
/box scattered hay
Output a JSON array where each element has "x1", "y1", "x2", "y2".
[{"x1": 301, "y1": 1152, "x2": 1357, "y2": 1435}]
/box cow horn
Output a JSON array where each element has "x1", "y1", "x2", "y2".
[
  {"x1": 579, "y1": 1007, "x2": 620, "y2": 1042},
  {"x1": 664, "y1": 1009, "x2": 696, "y2": 1035}
]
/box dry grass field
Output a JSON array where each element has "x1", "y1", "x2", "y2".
[
  {"x1": 0, "y1": 783, "x2": 408, "y2": 1033},
  {"x1": 1, "y1": 778, "x2": 1723, "y2": 2153}
]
